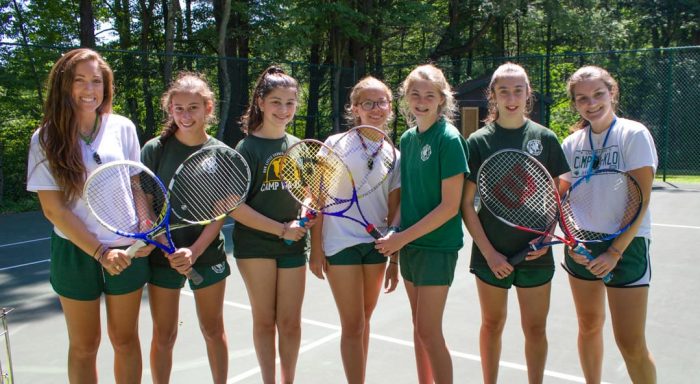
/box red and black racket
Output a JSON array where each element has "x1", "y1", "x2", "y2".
[{"x1": 477, "y1": 149, "x2": 642, "y2": 282}]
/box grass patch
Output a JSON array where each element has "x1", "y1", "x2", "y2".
[
  {"x1": 655, "y1": 174, "x2": 700, "y2": 184},
  {"x1": 0, "y1": 196, "x2": 40, "y2": 214}
]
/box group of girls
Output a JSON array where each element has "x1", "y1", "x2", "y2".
[{"x1": 27, "y1": 47, "x2": 657, "y2": 384}]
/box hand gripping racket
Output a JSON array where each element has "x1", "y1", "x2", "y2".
[
  {"x1": 477, "y1": 149, "x2": 642, "y2": 282},
  {"x1": 84, "y1": 145, "x2": 250, "y2": 284},
  {"x1": 279, "y1": 125, "x2": 397, "y2": 240}
]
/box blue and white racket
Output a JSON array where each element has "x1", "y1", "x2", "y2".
[{"x1": 84, "y1": 145, "x2": 250, "y2": 284}]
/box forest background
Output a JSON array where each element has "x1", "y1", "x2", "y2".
[{"x1": 1, "y1": 0, "x2": 699, "y2": 212}]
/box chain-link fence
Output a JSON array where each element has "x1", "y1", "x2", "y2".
[{"x1": 1, "y1": 44, "x2": 698, "y2": 206}]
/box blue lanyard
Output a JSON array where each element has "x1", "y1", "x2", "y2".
[{"x1": 586, "y1": 116, "x2": 616, "y2": 178}]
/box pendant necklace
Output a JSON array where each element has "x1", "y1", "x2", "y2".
[
  {"x1": 357, "y1": 133, "x2": 382, "y2": 171},
  {"x1": 79, "y1": 115, "x2": 102, "y2": 165}
]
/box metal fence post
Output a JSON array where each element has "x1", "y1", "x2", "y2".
[
  {"x1": 661, "y1": 50, "x2": 674, "y2": 181},
  {"x1": 0, "y1": 308, "x2": 14, "y2": 384}
]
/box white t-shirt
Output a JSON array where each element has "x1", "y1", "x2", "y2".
[
  {"x1": 26, "y1": 113, "x2": 141, "y2": 246},
  {"x1": 560, "y1": 117, "x2": 658, "y2": 239},
  {"x1": 321, "y1": 132, "x2": 401, "y2": 256}
]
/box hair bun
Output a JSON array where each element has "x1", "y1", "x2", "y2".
[{"x1": 266, "y1": 66, "x2": 285, "y2": 76}]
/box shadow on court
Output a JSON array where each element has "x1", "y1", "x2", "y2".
[{"x1": 1, "y1": 187, "x2": 699, "y2": 383}]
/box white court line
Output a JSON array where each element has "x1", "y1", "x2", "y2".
[
  {"x1": 183, "y1": 292, "x2": 598, "y2": 383},
  {"x1": 0, "y1": 259, "x2": 49, "y2": 272},
  {"x1": 0, "y1": 223, "x2": 234, "y2": 249},
  {"x1": 653, "y1": 223, "x2": 700, "y2": 230}
]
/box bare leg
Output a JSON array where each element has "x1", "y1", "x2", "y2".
[{"x1": 59, "y1": 296, "x2": 101, "y2": 384}]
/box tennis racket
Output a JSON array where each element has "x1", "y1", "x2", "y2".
[
  {"x1": 84, "y1": 145, "x2": 250, "y2": 284},
  {"x1": 477, "y1": 149, "x2": 642, "y2": 282},
  {"x1": 279, "y1": 125, "x2": 397, "y2": 240}
]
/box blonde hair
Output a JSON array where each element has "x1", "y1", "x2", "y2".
[
  {"x1": 344, "y1": 76, "x2": 394, "y2": 128},
  {"x1": 160, "y1": 72, "x2": 216, "y2": 140},
  {"x1": 38, "y1": 48, "x2": 114, "y2": 203},
  {"x1": 567, "y1": 66, "x2": 619, "y2": 132},
  {"x1": 399, "y1": 64, "x2": 456, "y2": 127},
  {"x1": 484, "y1": 62, "x2": 533, "y2": 124}
]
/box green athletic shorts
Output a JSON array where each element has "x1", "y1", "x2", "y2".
[
  {"x1": 563, "y1": 237, "x2": 651, "y2": 287},
  {"x1": 50, "y1": 233, "x2": 149, "y2": 300},
  {"x1": 470, "y1": 264, "x2": 554, "y2": 289},
  {"x1": 327, "y1": 242, "x2": 387, "y2": 266},
  {"x1": 150, "y1": 260, "x2": 231, "y2": 290},
  {"x1": 399, "y1": 247, "x2": 458, "y2": 286}
]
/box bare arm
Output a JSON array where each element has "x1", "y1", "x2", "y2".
[
  {"x1": 37, "y1": 190, "x2": 132, "y2": 274},
  {"x1": 228, "y1": 203, "x2": 307, "y2": 242},
  {"x1": 376, "y1": 173, "x2": 463, "y2": 255},
  {"x1": 460, "y1": 180, "x2": 514, "y2": 276}
]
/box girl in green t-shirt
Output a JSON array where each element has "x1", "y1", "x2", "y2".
[
  {"x1": 228, "y1": 66, "x2": 315, "y2": 383},
  {"x1": 376, "y1": 64, "x2": 468, "y2": 384},
  {"x1": 144, "y1": 72, "x2": 230, "y2": 383},
  {"x1": 461, "y1": 63, "x2": 569, "y2": 384}
]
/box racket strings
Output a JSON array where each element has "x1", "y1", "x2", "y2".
[
  {"x1": 561, "y1": 171, "x2": 643, "y2": 240},
  {"x1": 85, "y1": 163, "x2": 167, "y2": 234},
  {"x1": 479, "y1": 151, "x2": 558, "y2": 231},
  {"x1": 331, "y1": 127, "x2": 397, "y2": 197},
  {"x1": 280, "y1": 141, "x2": 352, "y2": 213},
  {"x1": 170, "y1": 149, "x2": 250, "y2": 223}
]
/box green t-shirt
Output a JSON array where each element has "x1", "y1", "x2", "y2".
[
  {"x1": 141, "y1": 135, "x2": 227, "y2": 267},
  {"x1": 466, "y1": 120, "x2": 570, "y2": 268},
  {"x1": 233, "y1": 133, "x2": 308, "y2": 257},
  {"x1": 399, "y1": 119, "x2": 469, "y2": 251}
]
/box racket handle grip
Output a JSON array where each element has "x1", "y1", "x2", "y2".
[
  {"x1": 573, "y1": 244, "x2": 613, "y2": 283},
  {"x1": 366, "y1": 224, "x2": 384, "y2": 240},
  {"x1": 509, "y1": 247, "x2": 530, "y2": 266},
  {"x1": 187, "y1": 269, "x2": 204, "y2": 285},
  {"x1": 284, "y1": 212, "x2": 317, "y2": 245},
  {"x1": 126, "y1": 240, "x2": 147, "y2": 257}
]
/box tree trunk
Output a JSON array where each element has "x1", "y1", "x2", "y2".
[
  {"x1": 163, "y1": 0, "x2": 177, "y2": 87},
  {"x1": 138, "y1": 0, "x2": 157, "y2": 140},
  {"x1": 305, "y1": 42, "x2": 323, "y2": 139},
  {"x1": 79, "y1": 0, "x2": 96, "y2": 48},
  {"x1": 214, "y1": 0, "x2": 232, "y2": 143},
  {"x1": 114, "y1": 0, "x2": 140, "y2": 131}
]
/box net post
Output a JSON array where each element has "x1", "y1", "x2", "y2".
[{"x1": 0, "y1": 307, "x2": 14, "y2": 384}]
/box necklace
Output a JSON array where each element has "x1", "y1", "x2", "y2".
[
  {"x1": 357, "y1": 133, "x2": 382, "y2": 170},
  {"x1": 79, "y1": 115, "x2": 102, "y2": 164},
  {"x1": 587, "y1": 116, "x2": 616, "y2": 173}
]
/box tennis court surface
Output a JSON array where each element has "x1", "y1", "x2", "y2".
[{"x1": 1, "y1": 182, "x2": 698, "y2": 383}]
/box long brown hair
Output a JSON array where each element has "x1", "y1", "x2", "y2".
[
  {"x1": 240, "y1": 66, "x2": 298, "y2": 133},
  {"x1": 38, "y1": 48, "x2": 114, "y2": 203},
  {"x1": 344, "y1": 76, "x2": 394, "y2": 128},
  {"x1": 160, "y1": 72, "x2": 216, "y2": 141},
  {"x1": 398, "y1": 64, "x2": 456, "y2": 128},
  {"x1": 484, "y1": 62, "x2": 533, "y2": 124},
  {"x1": 567, "y1": 66, "x2": 619, "y2": 132}
]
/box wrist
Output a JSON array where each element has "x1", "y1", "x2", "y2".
[
  {"x1": 278, "y1": 222, "x2": 289, "y2": 239},
  {"x1": 608, "y1": 245, "x2": 623, "y2": 259},
  {"x1": 95, "y1": 245, "x2": 109, "y2": 263}
]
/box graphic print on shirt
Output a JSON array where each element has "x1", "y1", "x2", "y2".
[
  {"x1": 420, "y1": 144, "x2": 432, "y2": 161},
  {"x1": 260, "y1": 153, "x2": 288, "y2": 192},
  {"x1": 571, "y1": 145, "x2": 620, "y2": 177},
  {"x1": 526, "y1": 139, "x2": 543, "y2": 156}
]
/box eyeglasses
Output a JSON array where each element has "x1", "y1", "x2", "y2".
[
  {"x1": 92, "y1": 151, "x2": 102, "y2": 165},
  {"x1": 358, "y1": 100, "x2": 390, "y2": 111}
]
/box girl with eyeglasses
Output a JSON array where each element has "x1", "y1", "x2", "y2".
[
  {"x1": 561, "y1": 66, "x2": 657, "y2": 383},
  {"x1": 26, "y1": 48, "x2": 150, "y2": 383},
  {"x1": 309, "y1": 76, "x2": 401, "y2": 384}
]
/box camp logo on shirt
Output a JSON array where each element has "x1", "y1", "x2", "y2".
[
  {"x1": 260, "y1": 153, "x2": 287, "y2": 192},
  {"x1": 526, "y1": 139, "x2": 543, "y2": 156},
  {"x1": 420, "y1": 144, "x2": 432, "y2": 161}
]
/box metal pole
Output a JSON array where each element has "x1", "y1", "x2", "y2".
[{"x1": 0, "y1": 308, "x2": 14, "y2": 384}]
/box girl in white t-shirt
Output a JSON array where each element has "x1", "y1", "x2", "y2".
[
  {"x1": 309, "y1": 76, "x2": 401, "y2": 383},
  {"x1": 561, "y1": 66, "x2": 657, "y2": 383},
  {"x1": 26, "y1": 48, "x2": 151, "y2": 383}
]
